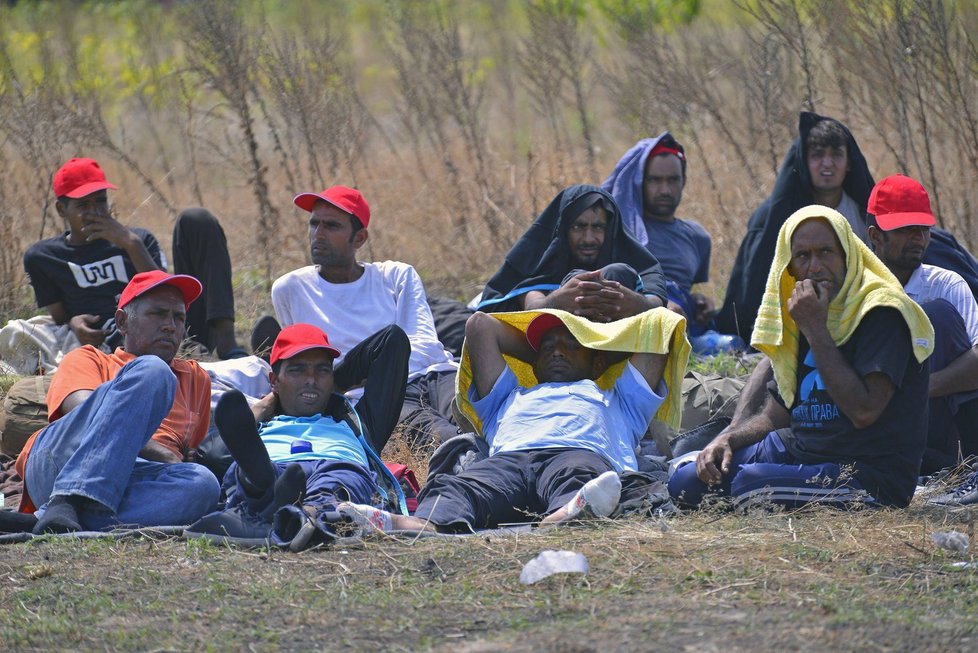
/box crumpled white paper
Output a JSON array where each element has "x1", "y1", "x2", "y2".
[
  {"x1": 519, "y1": 550, "x2": 589, "y2": 585},
  {"x1": 931, "y1": 530, "x2": 970, "y2": 553}
]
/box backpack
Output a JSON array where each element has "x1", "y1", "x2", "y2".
[
  {"x1": 384, "y1": 463, "x2": 421, "y2": 513},
  {"x1": 0, "y1": 375, "x2": 52, "y2": 457},
  {"x1": 330, "y1": 394, "x2": 410, "y2": 516}
]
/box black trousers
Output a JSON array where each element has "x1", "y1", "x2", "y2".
[
  {"x1": 334, "y1": 324, "x2": 411, "y2": 454},
  {"x1": 415, "y1": 448, "x2": 613, "y2": 532},
  {"x1": 172, "y1": 208, "x2": 236, "y2": 348},
  {"x1": 398, "y1": 370, "x2": 459, "y2": 449}
]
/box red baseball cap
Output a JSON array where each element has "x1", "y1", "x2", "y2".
[
  {"x1": 117, "y1": 271, "x2": 202, "y2": 311},
  {"x1": 648, "y1": 140, "x2": 685, "y2": 162},
  {"x1": 293, "y1": 186, "x2": 371, "y2": 228},
  {"x1": 868, "y1": 174, "x2": 936, "y2": 231},
  {"x1": 270, "y1": 323, "x2": 341, "y2": 365},
  {"x1": 526, "y1": 313, "x2": 569, "y2": 351},
  {"x1": 53, "y1": 158, "x2": 118, "y2": 199}
]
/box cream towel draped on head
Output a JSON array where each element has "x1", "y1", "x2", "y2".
[{"x1": 751, "y1": 205, "x2": 934, "y2": 407}]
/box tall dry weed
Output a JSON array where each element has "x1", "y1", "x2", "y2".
[
  {"x1": 182, "y1": 0, "x2": 281, "y2": 286},
  {"x1": 0, "y1": 0, "x2": 976, "y2": 317}
]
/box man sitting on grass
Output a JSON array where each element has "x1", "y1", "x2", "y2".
[
  {"x1": 268, "y1": 185, "x2": 458, "y2": 449},
  {"x1": 0, "y1": 158, "x2": 245, "y2": 375},
  {"x1": 15, "y1": 271, "x2": 220, "y2": 533},
  {"x1": 338, "y1": 308, "x2": 681, "y2": 534},
  {"x1": 669, "y1": 206, "x2": 933, "y2": 509},
  {"x1": 865, "y1": 174, "x2": 978, "y2": 477},
  {"x1": 185, "y1": 322, "x2": 411, "y2": 549},
  {"x1": 478, "y1": 184, "x2": 667, "y2": 320}
]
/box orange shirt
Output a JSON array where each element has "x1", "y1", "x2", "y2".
[{"x1": 16, "y1": 347, "x2": 211, "y2": 512}]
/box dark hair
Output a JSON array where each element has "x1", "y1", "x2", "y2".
[
  {"x1": 348, "y1": 215, "x2": 363, "y2": 242},
  {"x1": 805, "y1": 119, "x2": 848, "y2": 152},
  {"x1": 271, "y1": 360, "x2": 283, "y2": 375}
]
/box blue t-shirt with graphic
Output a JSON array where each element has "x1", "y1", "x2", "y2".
[{"x1": 772, "y1": 307, "x2": 929, "y2": 506}]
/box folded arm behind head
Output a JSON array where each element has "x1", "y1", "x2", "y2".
[{"x1": 464, "y1": 311, "x2": 535, "y2": 400}]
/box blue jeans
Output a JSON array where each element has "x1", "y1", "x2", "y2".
[
  {"x1": 668, "y1": 431, "x2": 873, "y2": 509},
  {"x1": 25, "y1": 356, "x2": 221, "y2": 529}
]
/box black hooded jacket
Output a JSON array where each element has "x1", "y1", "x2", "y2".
[
  {"x1": 925, "y1": 228, "x2": 978, "y2": 300},
  {"x1": 714, "y1": 112, "x2": 874, "y2": 339},
  {"x1": 478, "y1": 184, "x2": 667, "y2": 312}
]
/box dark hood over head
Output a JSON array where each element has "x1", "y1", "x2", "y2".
[
  {"x1": 478, "y1": 184, "x2": 667, "y2": 312},
  {"x1": 714, "y1": 112, "x2": 874, "y2": 339}
]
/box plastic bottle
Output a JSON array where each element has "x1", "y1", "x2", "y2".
[
  {"x1": 690, "y1": 330, "x2": 746, "y2": 356},
  {"x1": 291, "y1": 440, "x2": 313, "y2": 455}
]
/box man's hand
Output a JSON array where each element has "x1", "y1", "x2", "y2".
[
  {"x1": 666, "y1": 300, "x2": 686, "y2": 317},
  {"x1": 564, "y1": 271, "x2": 659, "y2": 322},
  {"x1": 570, "y1": 274, "x2": 628, "y2": 321},
  {"x1": 695, "y1": 434, "x2": 734, "y2": 486},
  {"x1": 78, "y1": 212, "x2": 161, "y2": 273},
  {"x1": 787, "y1": 279, "x2": 830, "y2": 339},
  {"x1": 539, "y1": 271, "x2": 617, "y2": 320},
  {"x1": 692, "y1": 293, "x2": 716, "y2": 326},
  {"x1": 526, "y1": 270, "x2": 662, "y2": 321},
  {"x1": 79, "y1": 212, "x2": 140, "y2": 249},
  {"x1": 251, "y1": 391, "x2": 279, "y2": 423},
  {"x1": 138, "y1": 440, "x2": 183, "y2": 464},
  {"x1": 69, "y1": 314, "x2": 107, "y2": 347}
]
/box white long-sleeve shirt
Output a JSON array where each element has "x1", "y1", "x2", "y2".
[{"x1": 271, "y1": 262, "x2": 457, "y2": 381}]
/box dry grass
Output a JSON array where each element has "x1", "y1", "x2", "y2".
[
  {"x1": 2, "y1": 1, "x2": 977, "y2": 322},
  {"x1": 1, "y1": 4, "x2": 978, "y2": 648},
  {"x1": 0, "y1": 500, "x2": 975, "y2": 651}
]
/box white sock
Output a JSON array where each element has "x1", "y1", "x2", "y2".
[
  {"x1": 337, "y1": 502, "x2": 393, "y2": 533},
  {"x1": 564, "y1": 471, "x2": 622, "y2": 519}
]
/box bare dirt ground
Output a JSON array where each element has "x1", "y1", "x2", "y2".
[{"x1": 0, "y1": 500, "x2": 975, "y2": 652}]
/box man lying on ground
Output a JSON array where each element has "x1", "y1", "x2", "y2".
[
  {"x1": 14, "y1": 271, "x2": 220, "y2": 533},
  {"x1": 866, "y1": 174, "x2": 978, "y2": 478},
  {"x1": 669, "y1": 206, "x2": 933, "y2": 509},
  {"x1": 478, "y1": 184, "x2": 667, "y2": 320},
  {"x1": 185, "y1": 322, "x2": 410, "y2": 549},
  {"x1": 339, "y1": 307, "x2": 688, "y2": 534}
]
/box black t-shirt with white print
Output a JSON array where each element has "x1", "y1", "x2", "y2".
[
  {"x1": 771, "y1": 307, "x2": 929, "y2": 507},
  {"x1": 23, "y1": 228, "x2": 164, "y2": 326}
]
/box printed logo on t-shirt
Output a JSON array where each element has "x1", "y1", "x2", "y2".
[
  {"x1": 67, "y1": 255, "x2": 130, "y2": 288},
  {"x1": 793, "y1": 349, "x2": 840, "y2": 428}
]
